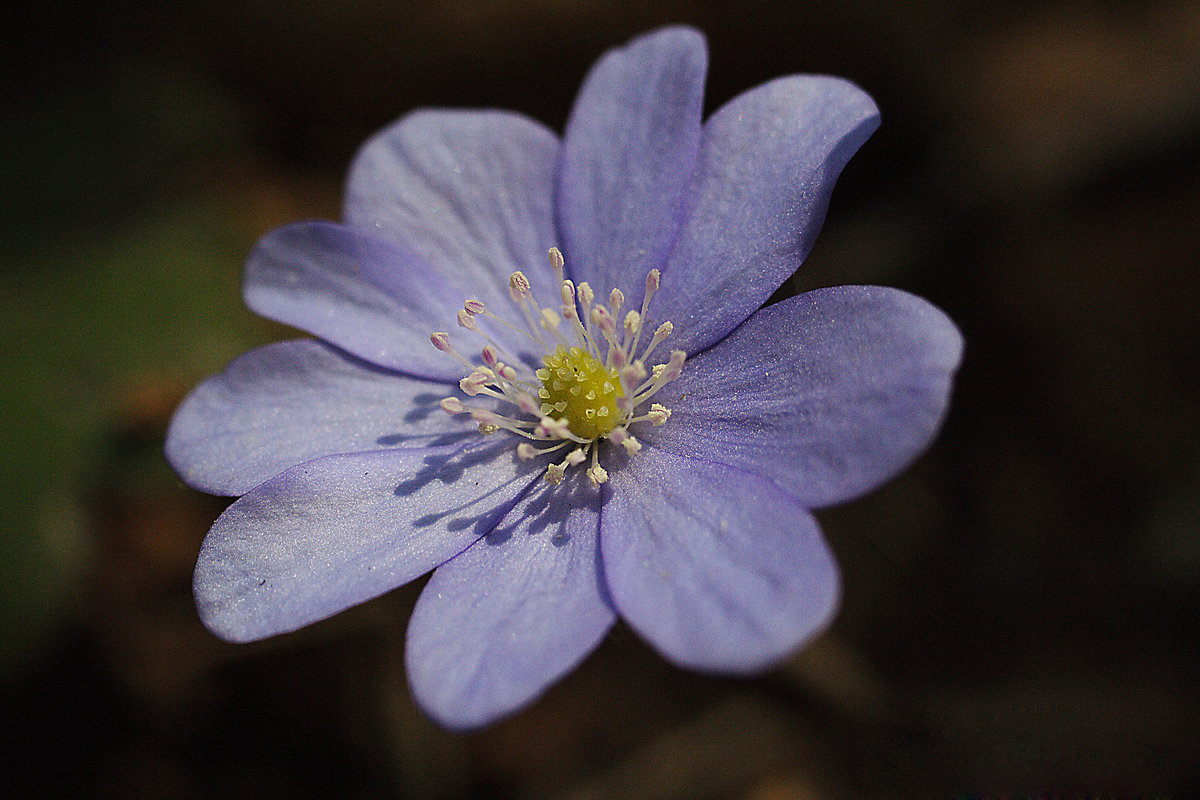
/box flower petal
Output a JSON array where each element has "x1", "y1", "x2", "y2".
[
  {"x1": 557, "y1": 26, "x2": 705, "y2": 301},
  {"x1": 243, "y1": 220, "x2": 464, "y2": 379},
  {"x1": 645, "y1": 286, "x2": 963, "y2": 508},
  {"x1": 194, "y1": 441, "x2": 540, "y2": 642},
  {"x1": 601, "y1": 446, "x2": 839, "y2": 673},
  {"x1": 406, "y1": 476, "x2": 613, "y2": 731},
  {"x1": 165, "y1": 339, "x2": 475, "y2": 496},
  {"x1": 344, "y1": 109, "x2": 562, "y2": 330},
  {"x1": 654, "y1": 76, "x2": 880, "y2": 354}
]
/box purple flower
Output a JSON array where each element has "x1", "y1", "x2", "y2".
[{"x1": 167, "y1": 27, "x2": 962, "y2": 730}]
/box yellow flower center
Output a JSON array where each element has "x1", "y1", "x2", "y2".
[
  {"x1": 536, "y1": 345, "x2": 624, "y2": 440},
  {"x1": 431, "y1": 248, "x2": 684, "y2": 487}
]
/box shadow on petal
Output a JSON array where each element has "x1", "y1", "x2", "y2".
[
  {"x1": 403, "y1": 392, "x2": 445, "y2": 423},
  {"x1": 397, "y1": 439, "x2": 543, "y2": 539},
  {"x1": 481, "y1": 477, "x2": 589, "y2": 547},
  {"x1": 375, "y1": 430, "x2": 476, "y2": 448}
]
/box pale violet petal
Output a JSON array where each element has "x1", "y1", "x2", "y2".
[
  {"x1": 557, "y1": 26, "x2": 706, "y2": 302},
  {"x1": 165, "y1": 339, "x2": 474, "y2": 497},
  {"x1": 406, "y1": 476, "x2": 613, "y2": 730},
  {"x1": 243, "y1": 221, "x2": 464, "y2": 379},
  {"x1": 194, "y1": 440, "x2": 540, "y2": 642},
  {"x1": 344, "y1": 109, "x2": 562, "y2": 343},
  {"x1": 654, "y1": 76, "x2": 880, "y2": 354},
  {"x1": 644, "y1": 286, "x2": 963, "y2": 508},
  {"x1": 601, "y1": 446, "x2": 839, "y2": 673}
]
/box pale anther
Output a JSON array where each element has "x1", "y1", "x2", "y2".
[
  {"x1": 439, "y1": 397, "x2": 465, "y2": 414},
  {"x1": 509, "y1": 271, "x2": 531, "y2": 298},
  {"x1": 470, "y1": 408, "x2": 499, "y2": 425},
  {"x1": 591, "y1": 306, "x2": 616, "y2": 335},
  {"x1": 586, "y1": 464, "x2": 608, "y2": 487},
  {"x1": 662, "y1": 350, "x2": 687, "y2": 381},
  {"x1": 645, "y1": 269, "x2": 661, "y2": 294},
  {"x1": 460, "y1": 371, "x2": 491, "y2": 396},
  {"x1": 537, "y1": 417, "x2": 571, "y2": 439},
  {"x1": 620, "y1": 361, "x2": 647, "y2": 385}
]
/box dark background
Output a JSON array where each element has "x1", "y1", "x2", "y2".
[{"x1": 3, "y1": 1, "x2": 1198, "y2": 797}]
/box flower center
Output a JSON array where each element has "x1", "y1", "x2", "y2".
[
  {"x1": 429, "y1": 247, "x2": 685, "y2": 487},
  {"x1": 537, "y1": 345, "x2": 623, "y2": 439}
]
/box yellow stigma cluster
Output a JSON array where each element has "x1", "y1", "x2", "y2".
[{"x1": 536, "y1": 346, "x2": 623, "y2": 439}]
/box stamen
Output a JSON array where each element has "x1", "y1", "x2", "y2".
[
  {"x1": 459, "y1": 369, "x2": 493, "y2": 396},
  {"x1": 629, "y1": 269, "x2": 660, "y2": 356},
  {"x1": 515, "y1": 393, "x2": 540, "y2": 415},
  {"x1": 639, "y1": 321, "x2": 673, "y2": 364},
  {"x1": 429, "y1": 247, "x2": 683, "y2": 488},
  {"x1": 540, "y1": 307, "x2": 562, "y2": 333},
  {"x1": 609, "y1": 288, "x2": 624, "y2": 318},
  {"x1": 439, "y1": 397, "x2": 465, "y2": 414},
  {"x1": 608, "y1": 427, "x2": 643, "y2": 455},
  {"x1": 623, "y1": 310, "x2": 641, "y2": 344},
  {"x1": 577, "y1": 282, "x2": 596, "y2": 346},
  {"x1": 508, "y1": 271, "x2": 531, "y2": 300},
  {"x1": 548, "y1": 247, "x2": 565, "y2": 284},
  {"x1": 590, "y1": 306, "x2": 616, "y2": 337},
  {"x1": 430, "y1": 331, "x2": 476, "y2": 371},
  {"x1": 508, "y1": 270, "x2": 550, "y2": 347},
  {"x1": 587, "y1": 446, "x2": 608, "y2": 486},
  {"x1": 661, "y1": 349, "x2": 686, "y2": 381},
  {"x1": 647, "y1": 403, "x2": 671, "y2": 426},
  {"x1": 536, "y1": 416, "x2": 572, "y2": 440},
  {"x1": 619, "y1": 360, "x2": 647, "y2": 388}
]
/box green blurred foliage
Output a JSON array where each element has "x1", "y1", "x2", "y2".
[{"x1": 0, "y1": 69, "x2": 271, "y2": 671}]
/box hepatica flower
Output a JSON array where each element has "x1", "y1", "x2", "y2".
[{"x1": 167, "y1": 27, "x2": 962, "y2": 730}]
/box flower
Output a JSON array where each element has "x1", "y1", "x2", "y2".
[{"x1": 166, "y1": 26, "x2": 962, "y2": 731}]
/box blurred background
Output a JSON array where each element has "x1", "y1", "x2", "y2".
[{"x1": 3, "y1": 0, "x2": 1198, "y2": 797}]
